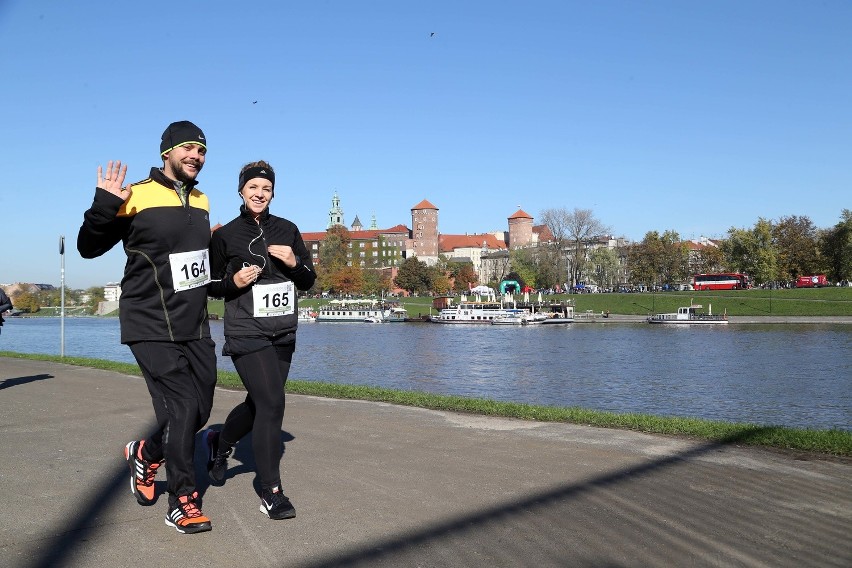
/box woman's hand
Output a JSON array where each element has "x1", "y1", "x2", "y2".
[
  {"x1": 267, "y1": 244, "x2": 298, "y2": 268},
  {"x1": 233, "y1": 264, "x2": 261, "y2": 288},
  {"x1": 97, "y1": 160, "x2": 132, "y2": 200}
]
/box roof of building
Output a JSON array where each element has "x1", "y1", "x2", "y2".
[
  {"x1": 301, "y1": 225, "x2": 411, "y2": 242},
  {"x1": 533, "y1": 224, "x2": 554, "y2": 242},
  {"x1": 411, "y1": 199, "x2": 438, "y2": 211},
  {"x1": 508, "y1": 209, "x2": 533, "y2": 220},
  {"x1": 440, "y1": 233, "x2": 508, "y2": 253}
]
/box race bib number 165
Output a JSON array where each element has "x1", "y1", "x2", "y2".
[{"x1": 252, "y1": 282, "x2": 295, "y2": 317}]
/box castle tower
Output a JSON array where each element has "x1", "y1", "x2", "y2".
[
  {"x1": 507, "y1": 209, "x2": 534, "y2": 248},
  {"x1": 351, "y1": 215, "x2": 363, "y2": 232},
  {"x1": 411, "y1": 199, "x2": 439, "y2": 265},
  {"x1": 327, "y1": 191, "x2": 345, "y2": 229},
  {"x1": 369, "y1": 213, "x2": 378, "y2": 230}
]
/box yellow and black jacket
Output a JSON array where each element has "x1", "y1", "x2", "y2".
[{"x1": 78, "y1": 167, "x2": 212, "y2": 343}]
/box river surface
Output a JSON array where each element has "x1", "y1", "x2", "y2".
[{"x1": 1, "y1": 317, "x2": 849, "y2": 431}]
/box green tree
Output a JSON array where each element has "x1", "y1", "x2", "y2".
[
  {"x1": 588, "y1": 247, "x2": 620, "y2": 289},
  {"x1": 819, "y1": 209, "x2": 852, "y2": 283},
  {"x1": 773, "y1": 215, "x2": 820, "y2": 280},
  {"x1": 393, "y1": 258, "x2": 432, "y2": 295},
  {"x1": 658, "y1": 230, "x2": 690, "y2": 285},
  {"x1": 509, "y1": 248, "x2": 537, "y2": 289},
  {"x1": 85, "y1": 286, "x2": 105, "y2": 313},
  {"x1": 722, "y1": 219, "x2": 778, "y2": 285},
  {"x1": 626, "y1": 231, "x2": 662, "y2": 287},
  {"x1": 361, "y1": 268, "x2": 391, "y2": 296}
]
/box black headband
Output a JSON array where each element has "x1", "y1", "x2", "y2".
[{"x1": 238, "y1": 166, "x2": 275, "y2": 192}]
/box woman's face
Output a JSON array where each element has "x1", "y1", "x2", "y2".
[{"x1": 240, "y1": 177, "x2": 273, "y2": 216}]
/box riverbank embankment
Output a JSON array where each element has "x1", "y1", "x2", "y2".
[{"x1": 1, "y1": 357, "x2": 849, "y2": 567}]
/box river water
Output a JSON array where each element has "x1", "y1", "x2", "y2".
[{"x1": 1, "y1": 317, "x2": 849, "y2": 431}]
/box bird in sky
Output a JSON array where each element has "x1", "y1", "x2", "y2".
[
  {"x1": 253, "y1": 100, "x2": 258, "y2": 104},
  {"x1": 430, "y1": 32, "x2": 435, "y2": 38}
]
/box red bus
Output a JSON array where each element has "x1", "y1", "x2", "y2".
[{"x1": 692, "y1": 273, "x2": 750, "y2": 291}]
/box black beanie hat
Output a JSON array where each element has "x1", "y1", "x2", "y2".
[{"x1": 160, "y1": 121, "x2": 206, "y2": 156}]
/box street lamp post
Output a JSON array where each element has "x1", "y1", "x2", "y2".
[{"x1": 59, "y1": 235, "x2": 65, "y2": 357}]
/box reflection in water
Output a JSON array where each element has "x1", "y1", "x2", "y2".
[{"x1": 2, "y1": 317, "x2": 850, "y2": 431}]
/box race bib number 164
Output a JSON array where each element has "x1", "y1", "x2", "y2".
[{"x1": 169, "y1": 249, "x2": 211, "y2": 292}]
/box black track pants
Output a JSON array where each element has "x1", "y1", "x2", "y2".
[
  {"x1": 221, "y1": 342, "x2": 294, "y2": 489},
  {"x1": 130, "y1": 339, "x2": 217, "y2": 505}
]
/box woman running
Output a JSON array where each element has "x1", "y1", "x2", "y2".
[{"x1": 205, "y1": 160, "x2": 316, "y2": 519}]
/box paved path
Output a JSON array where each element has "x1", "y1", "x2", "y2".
[{"x1": 1, "y1": 357, "x2": 850, "y2": 568}]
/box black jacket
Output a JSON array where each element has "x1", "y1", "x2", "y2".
[
  {"x1": 77, "y1": 168, "x2": 212, "y2": 343},
  {"x1": 209, "y1": 207, "x2": 315, "y2": 341}
]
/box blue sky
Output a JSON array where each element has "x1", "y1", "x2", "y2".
[{"x1": 1, "y1": 0, "x2": 849, "y2": 288}]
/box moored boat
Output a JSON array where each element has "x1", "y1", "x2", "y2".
[
  {"x1": 647, "y1": 304, "x2": 728, "y2": 324},
  {"x1": 491, "y1": 309, "x2": 527, "y2": 325},
  {"x1": 534, "y1": 302, "x2": 575, "y2": 325},
  {"x1": 297, "y1": 307, "x2": 317, "y2": 322},
  {"x1": 316, "y1": 299, "x2": 387, "y2": 322},
  {"x1": 431, "y1": 301, "x2": 515, "y2": 324}
]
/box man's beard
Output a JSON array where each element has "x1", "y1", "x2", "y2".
[{"x1": 168, "y1": 155, "x2": 202, "y2": 183}]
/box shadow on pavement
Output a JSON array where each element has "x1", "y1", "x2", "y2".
[
  {"x1": 0, "y1": 373, "x2": 53, "y2": 390},
  {"x1": 23, "y1": 425, "x2": 802, "y2": 568}
]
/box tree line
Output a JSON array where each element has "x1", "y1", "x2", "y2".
[{"x1": 314, "y1": 207, "x2": 852, "y2": 296}]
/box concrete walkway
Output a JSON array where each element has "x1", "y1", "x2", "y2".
[{"x1": 1, "y1": 357, "x2": 850, "y2": 568}]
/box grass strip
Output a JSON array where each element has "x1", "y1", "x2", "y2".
[{"x1": 3, "y1": 350, "x2": 849, "y2": 457}]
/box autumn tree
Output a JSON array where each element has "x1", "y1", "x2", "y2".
[
  {"x1": 445, "y1": 260, "x2": 477, "y2": 292},
  {"x1": 430, "y1": 268, "x2": 452, "y2": 295},
  {"x1": 329, "y1": 265, "x2": 364, "y2": 295},
  {"x1": 12, "y1": 291, "x2": 40, "y2": 313},
  {"x1": 317, "y1": 225, "x2": 352, "y2": 293}
]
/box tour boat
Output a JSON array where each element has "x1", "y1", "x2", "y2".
[
  {"x1": 316, "y1": 300, "x2": 389, "y2": 322},
  {"x1": 430, "y1": 301, "x2": 516, "y2": 324}
]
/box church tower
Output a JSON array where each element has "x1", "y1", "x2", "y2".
[{"x1": 327, "y1": 191, "x2": 345, "y2": 229}]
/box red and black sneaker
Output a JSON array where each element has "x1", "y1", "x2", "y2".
[
  {"x1": 124, "y1": 440, "x2": 163, "y2": 506},
  {"x1": 165, "y1": 492, "x2": 212, "y2": 534}
]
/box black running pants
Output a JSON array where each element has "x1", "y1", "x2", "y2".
[
  {"x1": 221, "y1": 342, "x2": 294, "y2": 490},
  {"x1": 130, "y1": 339, "x2": 217, "y2": 505}
]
